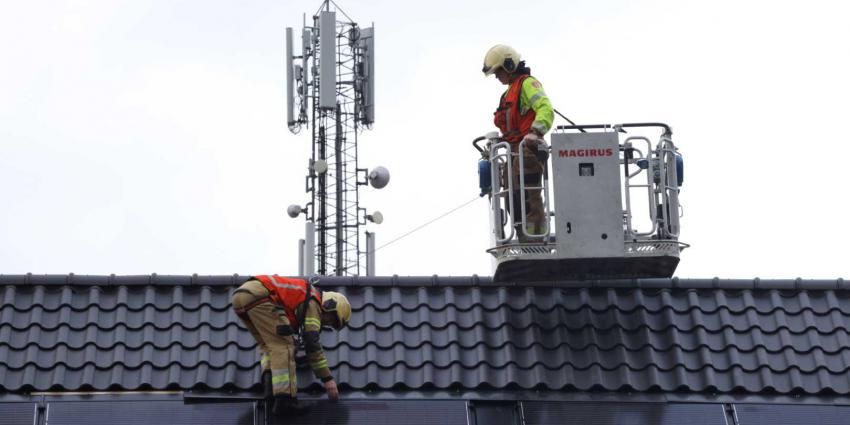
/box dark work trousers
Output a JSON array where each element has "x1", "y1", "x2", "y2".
[{"x1": 505, "y1": 142, "x2": 545, "y2": 241}]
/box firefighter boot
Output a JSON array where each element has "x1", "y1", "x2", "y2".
[{"x1": 272, "y1": 395, "x2": 314, "y2": 417}]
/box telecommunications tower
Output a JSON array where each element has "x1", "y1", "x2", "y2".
[{"x1": 286, "y1": 1, "x2": 388, "y2": 277}]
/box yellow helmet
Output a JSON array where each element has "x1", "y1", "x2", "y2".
[
  {"x1": 482, "y1": 44, "x2": 521, "y2": 76},
  {"x1": 321, "y1": 291, "x2": 352, "y2": 329}
]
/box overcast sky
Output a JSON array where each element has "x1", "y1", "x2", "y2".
[{"x1": 1, "y1": 0, "x2": 848, "y2": 279}]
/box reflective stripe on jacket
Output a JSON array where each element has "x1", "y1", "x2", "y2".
[{"x1": 253, "y1": 275, "x2": 322, "y2": 328}]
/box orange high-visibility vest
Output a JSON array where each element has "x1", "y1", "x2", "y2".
[
  {"x1": 493, "y1": 74, "x2": 537, "y2": 143},
  {"x1": 253, "y1": 275, "x2": 322, "y2": 328}
]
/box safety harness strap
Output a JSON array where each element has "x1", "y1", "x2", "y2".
[
  {"x1": 233, "y1": 296, "x2": 273, "y2": 316},
  {"x1": 295, "y1": 279, "x2": 314, "y2": 335}
]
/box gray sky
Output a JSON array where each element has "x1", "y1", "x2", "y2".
[{"x1": 1, "y1": 0, "x2": 848, "y2": 278}]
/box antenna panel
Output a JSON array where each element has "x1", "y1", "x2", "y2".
[
  {"x1": 319, "y1": 11, "x2": 337, "y2": 110},
  {"x1": 359, "y1": 26, "x2": 375, "y2": 125},
  {"x1": 285, "y1": 27, "x2": 295, "y2": 127},
  {"x1": 301, "y1": 28, "x2": 311, "y2": 100}
]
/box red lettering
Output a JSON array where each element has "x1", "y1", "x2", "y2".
[{"x1": 558, "y1": 148, "x2": 615, "y2": 158}]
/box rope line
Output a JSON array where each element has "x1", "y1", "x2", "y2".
[{"x1": 373, "y1": 196, "x2": 481, "y2": 253}]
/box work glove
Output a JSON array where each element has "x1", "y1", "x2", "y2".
[
  {"x1": 521, "y1": 132, "x2": 539, "y2": 144},
  {"x1": 534, "y1": 138, "x2": 550, "y2": 163},
  {"x1": 522, "y1": 133, "x2": 549, "y2": 163}
]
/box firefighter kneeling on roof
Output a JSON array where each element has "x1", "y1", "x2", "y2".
[{"x1": 231, "y1": 275, "x2": 351, "y2": 416}]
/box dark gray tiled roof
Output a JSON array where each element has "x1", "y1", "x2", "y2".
[{"x1": 1, "y1": 274, "x2": 850, "y2": 398}]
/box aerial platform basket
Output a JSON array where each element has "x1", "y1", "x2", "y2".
[{"x1": 477, "y1": 123, "x2": 688, "y2": 283}]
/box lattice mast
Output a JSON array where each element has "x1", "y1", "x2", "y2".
[{"x1": 286, "y1": 1, "x2": 387, "y2": 276}]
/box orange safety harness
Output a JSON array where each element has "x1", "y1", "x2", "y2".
[
  {"x1": 253, "y1": 275, "x2": 322, "y2": 329},
  {"x1": 493, "y1": 74, "x2": 537, "y2": 143}
]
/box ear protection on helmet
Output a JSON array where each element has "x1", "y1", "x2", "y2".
[
  {"x1": 322, "y1": 298, "x2": 337, "y2": 310},
  {"x1": 320, "y1": 291, "x2": 352, "y2": 329}
]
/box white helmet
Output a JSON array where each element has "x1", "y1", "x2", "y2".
[
  {"x1": 482, "y1": 44, "x2": 521, "y2": 76},
  {"x1": 321, "y1": 291, "x2": 352, "y2": 329}
]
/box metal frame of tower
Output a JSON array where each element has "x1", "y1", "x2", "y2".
[{"x1": 287, "y1": 1, "x2": 381, "y2": 277}]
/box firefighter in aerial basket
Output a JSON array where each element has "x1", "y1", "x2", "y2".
[
  {"x1": 231, "y1": 275, "x2": 351, "y2": 416},
  {"x1": 482, "y1": 44, "x2": 554, "y2": 241}
]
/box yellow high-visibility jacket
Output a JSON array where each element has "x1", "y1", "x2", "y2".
[{"x1": 508, "y1": 76, "x2": 554, "y2": 136}]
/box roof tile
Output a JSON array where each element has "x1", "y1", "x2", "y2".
[{"x1": 2, "y1": 275, "x2": 850, "y2": 397}]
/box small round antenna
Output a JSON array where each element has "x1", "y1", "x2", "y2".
[
  {"x1": 367, "y1": 211, "x2": 384, "y2": 224},
  {"x1": 287, "y1": 204, "x2": 303, "y2": 218},
  {"x1": 312, "y1": 159, "x2": 328, "y2": 174},
  {"x1": 368, "y1": 166, "x2": 390, "y2": 189}
]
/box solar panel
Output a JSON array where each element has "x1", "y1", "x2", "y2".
[
  {"x1": 522, "y1": 401, "x2": 727, "y2": 425},
  {"x1": 0, "y1": 403, "x2": 35, "y2": 425},
  {"x1": 45, "y1": 400, "x2": 254, "y2": 425},
  {"x1": 734, "y1": 404, "x2": 850, "y2": 425},
  {"x1": 279, "y1": 400, "x2": 467, "y2": 425}
]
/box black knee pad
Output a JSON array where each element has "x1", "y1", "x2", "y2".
[{"x1": 276, "y1": 325, "x2": 294, "y2": 336}]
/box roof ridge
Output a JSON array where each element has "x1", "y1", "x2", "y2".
[{"x1": 0, "y1": 274, "x2": 847, "y2": 290}]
